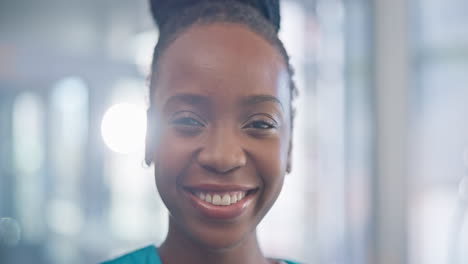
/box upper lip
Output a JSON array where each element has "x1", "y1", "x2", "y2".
[{"x1": 183, "y1": 183, "x2": 258, "y2": 192}]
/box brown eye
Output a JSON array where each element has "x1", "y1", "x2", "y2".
[
  {"x1": 245, "y1": 120, "x2": 276, "y2": 130},
  {"x1": 170, "y1": 111, "x2": 205, "y2": 136},
  {"x1": 172, "y1": 117, "x2": 204, "y2": 127},
  {"x1": 170, "y1": 111, "x2": 205, "y2": 127},
  {"x1": 243, "y1": 113, "x2": 279, "y2": 133}
]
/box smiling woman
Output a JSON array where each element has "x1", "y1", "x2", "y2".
[{"x1": 100, "y1": 1, "x2": 299, "y2": 264}]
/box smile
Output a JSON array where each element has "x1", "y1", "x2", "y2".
[
  {"x1": 195, "y1": 191, "x2": 246, "y2": 206},
  {"x1": 183, "y1": 185, "x2": 259, "y2": 220}
]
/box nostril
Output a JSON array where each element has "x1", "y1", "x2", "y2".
[
  {"x1": 200, "y1": 164, "x2": 220, "y2": 174},
  {"x1": 196, "y1": 142, "x2": 247, "y2": 174},
  {"x1": 200, "y1": 163, "x2": 242, "y2": 175}
]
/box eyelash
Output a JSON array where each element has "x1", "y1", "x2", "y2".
[
  {"x1": 172, "y1": 116, "x2": 204, "y2": 127},
  {"x1": 170, "y1": 112, "x2": 278, "y2": 132},
  {"x1": 244, "y1": 120, "x2": 277, "y2": 130}
]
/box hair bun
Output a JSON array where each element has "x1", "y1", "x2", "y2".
[{"x1": 149, "y1": 0, "x2": 281, "y2": 33}]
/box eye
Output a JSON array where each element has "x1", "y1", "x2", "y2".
[
  {"x1": 242, "y1": 114, "x2": 278, "y2": 132},
  {"x1": 245, "y1": 120, "x2": 276, "y2": 129},
  {"x1": 170, "y1": 111, "x2": 205, "y2": 126},
  {"x1": 172, "y1": 116, "x2": 204, "y2": 127},
  {"x1": 170, "y1": 111, "x2": 205, "y2": 136}
]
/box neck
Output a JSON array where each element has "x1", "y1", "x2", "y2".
[{"x1": 158, "y1": 218, "x2": 272, "y2": 264}]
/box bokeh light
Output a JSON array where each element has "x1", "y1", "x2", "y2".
[{"x1": 101, "y1": 103, "x2": 147, "y2": 154}]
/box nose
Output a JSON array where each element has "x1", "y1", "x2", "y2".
[{"x1": 197, "y1": 127, "x2": 247, "y2": 174}]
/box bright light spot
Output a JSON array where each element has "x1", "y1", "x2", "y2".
[{"x1": 101, "y1": 103, "x2": 147, "y2": 154}]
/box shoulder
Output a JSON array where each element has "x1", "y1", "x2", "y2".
[{"x1": 100, "y1": 245, "x2": 161, "y2": 264}]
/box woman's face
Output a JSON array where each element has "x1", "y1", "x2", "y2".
[{"x1": 149, "y1": 23, "x2": 291, "y2": 250}]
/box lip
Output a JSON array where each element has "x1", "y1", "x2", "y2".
[
  {"x1": 184, "y1": 183, "x2": 257, "y2": 192},
  {"x1": 182, "y1": 184, "x2": 258, "y2": 220}
]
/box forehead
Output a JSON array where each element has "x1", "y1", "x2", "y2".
[{"x1": 154, "y1": 23, "x2": 289, "y2": 102}]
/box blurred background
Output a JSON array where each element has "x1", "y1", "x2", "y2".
[{"x1": 1, "y1": 0, "x2": 467, "y2": 263}]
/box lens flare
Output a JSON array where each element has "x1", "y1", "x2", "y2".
[{"x1": 101, "y1": 103, "x2": 147, "y2": 154}]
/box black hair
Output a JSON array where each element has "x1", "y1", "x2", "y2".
[
  {"x1": 150, "y1": 0, "x2": 281, "y2": 33},
  {"x1": 146, "y1": 0, "x2": 297, "y2": 165}
]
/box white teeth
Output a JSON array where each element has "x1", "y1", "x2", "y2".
[
  {"x1": 198, "y1": 192, "x2": 205, "y2": 200},
  {"x1": 221, "y1": 194, "x2": 231, "y2": 205},
  {"x1": 195, "y1": 191, "x2": 248, "y2": 206},
  {"x1": 212, "y1": 195, "x2": 221, "y2": 205},
  {"x1": 231, "y1": 194, "x2": 238, "y2": 203}
]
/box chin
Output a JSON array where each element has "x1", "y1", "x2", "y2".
[
  {"x1": 185, "y1": 222, "x2": 255, "y2": 252},
  {"x1": 194, "y1": 233, "x2": 247, "y2": 252}
]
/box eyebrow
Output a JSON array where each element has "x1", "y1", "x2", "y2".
[
  {"x1": 240, "y1": 95, "x2": 284, "y2": 110},
  {"x1": 163, "y1": 93, "x2": 284, "y2": 111},
  {"x1": 163, "y1": 93, "x2": 211, "y2": 109}
]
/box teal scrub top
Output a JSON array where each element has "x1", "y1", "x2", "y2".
[{"x1": 101, "y1": 245, "x2": 300, "y2": 264}]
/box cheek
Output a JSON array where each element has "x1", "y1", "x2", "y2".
[
  {"x1": 264, "y1": 127, "x2": 290, "y2": 174},
  {"x1": 153, "y1": 128, "x2": 196, "y2": 194},
  {"x1": 249, "y1": 130, "x2": 290, "y2": 198},
  {"x1": 246, "y1": 138, "x2": 287, "y2": 222}
]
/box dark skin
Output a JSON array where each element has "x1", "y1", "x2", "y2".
[{"x1": 148, "y1": 23, "x2": 292, "y2": 264}]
